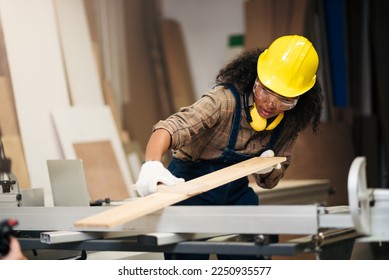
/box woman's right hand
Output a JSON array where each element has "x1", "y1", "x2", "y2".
[{"x1": 135, "y1": 161, "x2": 185, "y2": 197}]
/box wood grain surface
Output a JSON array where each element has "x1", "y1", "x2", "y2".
[{"x1": 74, "y1": 156, "x2": 286, "y2": 228}]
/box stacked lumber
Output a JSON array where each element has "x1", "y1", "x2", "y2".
[
  {"x1": 0, "y1": 0, "x2": 135, "y2": 204},
  {"x1": 245, "y1": 0, "x2": 308, "y2": 50}
]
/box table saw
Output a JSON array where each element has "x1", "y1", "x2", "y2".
[{"x1": 0, "y1": 156, "x2": 387, "y2": 259}]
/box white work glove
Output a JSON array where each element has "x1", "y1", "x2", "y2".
[
  {"x1": 135, "y1": 161, "x2": 185, "y2": 197},
  {"x1": 255, "y1": 149, "x2": 282, "y2": 175}
]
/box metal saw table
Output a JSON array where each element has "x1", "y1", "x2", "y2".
[
  {"x1": 0, "y1": 204, "x2": 359, "y2": 259},
  {"x1": 1, "y1": 157, "x2": 387, "y2": 260}
]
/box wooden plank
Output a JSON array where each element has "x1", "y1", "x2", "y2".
[
  {"x1": 245, "y1": 0, "x2": 309, "y2": 52},
  {"x1": 0, "y1": 76, "x2": 19, "y2": 135},
  {"x1": 74, "y1": 156, "x2": 286, "y2": 228},
  {"x1": 143, "y1": 0, "x2": 174, "y2": 118},
  {"x1": 54, "y1": 0, "x2": 104, "y2": 106},
  {"x1": 102, "y1": 79, "x2": 129, "y2": 143},
  {"x1": 73, "y1": 140, "x2": 129, "y2": 201},
  {"x1": 123, "y1": 0, "x2": 167, "y2": 149},
  {"x1": 0, "y1": 18, "x2": 8, "y2": 76},
  {"x1": 274, "y1": 0, "x2": 291, "y2": 38},
  {"x1": 1, "y1": 135, "x2": 31, "y2": 189},
  {"x1": 84, "y1": 1, "x2": 131, "y2": 143},
  {"x1": 245, "y1": 0, "x2": 274, "y2": 50},
  {"x1": 105, "y1": 0, "x2": 129, "y2": 116},
  {"x1": 84, "y1": 0, "x2": 130, "y2": 119},
  {"x1": 51, "y1": 106, "x2": 134, "y2": 188},
  {"x1": 161, "y1": 19, "x2": 196, "y2": 111},
  {"x1": 289, "y1": 0, "x2": 308, "y2": 35}
]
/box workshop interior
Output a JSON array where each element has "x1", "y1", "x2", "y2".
[{"x1": 1, "y1": 0, "x2": 389, "y2": 260}]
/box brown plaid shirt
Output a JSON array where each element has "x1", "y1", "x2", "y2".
[{"x1": 153, "y1": 85, "x2": 296, "y2": 189}]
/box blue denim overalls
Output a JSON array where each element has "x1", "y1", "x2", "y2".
[{"x1": 166, "y1": 84, "x2": 280, "y2": 259}]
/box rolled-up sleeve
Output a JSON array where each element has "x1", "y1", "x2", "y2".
[{"x1": 153, "y1": 91, "x2": 229, "y2": 150}]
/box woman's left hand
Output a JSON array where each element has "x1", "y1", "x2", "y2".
[{"x1": 255, "y1": 149, "x2": 282, "y2": 174}]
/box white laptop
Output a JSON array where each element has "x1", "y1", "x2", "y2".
[{"x1": 47, "y1": 159, "x2": 90, "y2": 207}]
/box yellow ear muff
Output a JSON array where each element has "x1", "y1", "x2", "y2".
[
  {"x1": 249, "y1": 104, "x2": 267, "y2": 131},
  {"x1": 249, "y1": 104, "x2": 284, "y2": 131},
  {"x1": 266, "y1": 112, "x2": 284, "y2": 130}
]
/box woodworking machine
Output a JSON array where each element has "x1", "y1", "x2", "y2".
[
  {"x1": 0, "y1": 135, "x2": 21, "y2": 207},
  {"x1": 0, "y1": 157, "x2": 387, "y2": 259}
]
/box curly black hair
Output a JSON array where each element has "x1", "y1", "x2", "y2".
[{"x1": 215, "y1": 48, "x2": 323, "y2": 153}]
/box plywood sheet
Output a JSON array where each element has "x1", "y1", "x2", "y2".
[
  {"x1": 274, "y1": 0, "x2": 291, "y2": 38},
  {"x1": 51, "y1": 106, "x2": 133, "y2": 189},
  {"x1": 143, "y1": 1, "x2": 174, "y2": 118},
  {"x1": 74, "y1": 156, "x2": 286, "y2": 228},
  {"x1": 73, "y1": 140, "x2": 129, "y2": 201},
  {"x1": 0, "y1": 18, "x2": 8, "y2": 76},
  {"x1": 0, "y1": 0, "x2": 70, "y2": 204},
  {"x1": 1, "y1": 135, "x2": 30, "y2": 189},
  {"x1": 54, "y1": 0, "x2": 104, "y2": 106},
  {"x1": 123, "y1": 0, "x2": 166, "y2": 149},
  {"x1": 161, "y1": 19, "x2": 196, "y2": 111},
  {"x1": 289, "y1": 0, "x2": 308, "y2": 35},
  {"x1": 245, "y1": 0, "x2": 308, "y2": 51},
  {"x1": 245, "y1": 0, "x2": 274, "y2": 50},
  {"x1": 0, "y1": 76, "x2": 19, "y2": 135},
  {"x1": 102, "y1": 79, "x2": 129, "y2": 143}
]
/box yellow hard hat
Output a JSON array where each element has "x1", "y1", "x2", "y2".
[{"x1": 257, "y1": 35, "x2": 319, "y2": 98}]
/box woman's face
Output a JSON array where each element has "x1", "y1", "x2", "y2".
[{"x1": 252, "y1": 78, "x2": 298, "y2": 119}]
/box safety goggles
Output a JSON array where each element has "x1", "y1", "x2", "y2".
[{"x1": 253, "y1": 78, "x2": 299, "y2": 111}]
